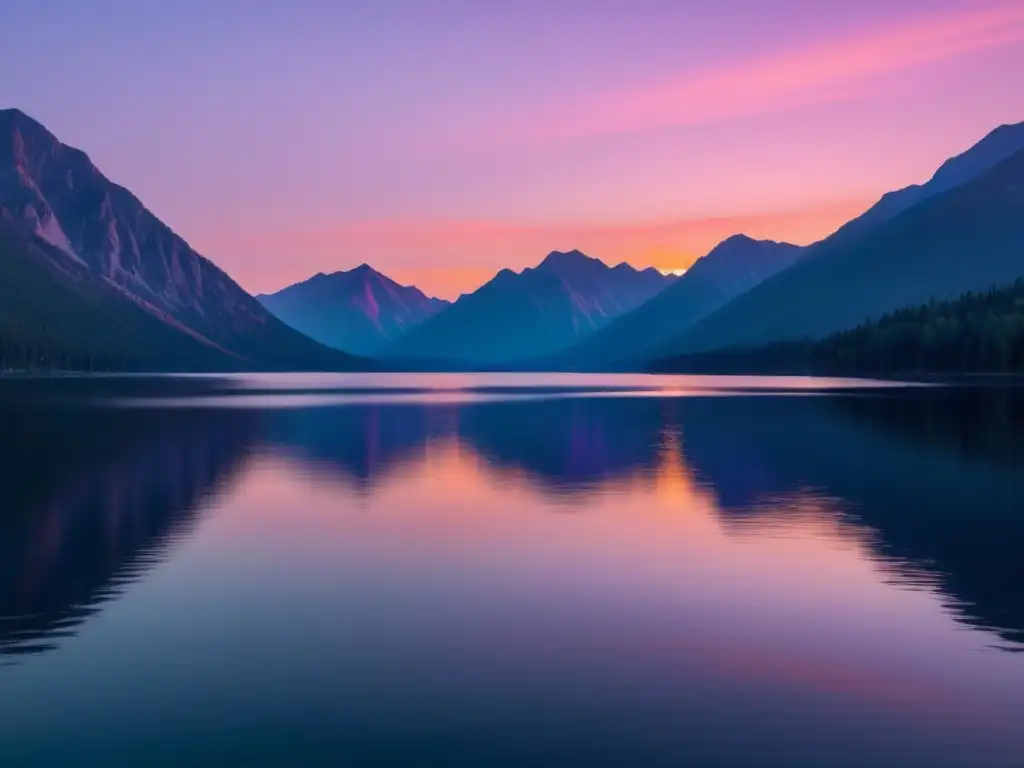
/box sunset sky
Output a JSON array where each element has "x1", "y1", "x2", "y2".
[{"x1": 3, "y1": 0, "x2": 1023, "y2": 299}]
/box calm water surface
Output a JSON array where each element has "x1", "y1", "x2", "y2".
[{"x1": 0, "y1": 373, "x2": 1022, "y2": 767}]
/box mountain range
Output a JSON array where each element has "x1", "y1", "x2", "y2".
[
  {"x1": 0, "y1": 108, "x2": 363, "y2": 371},
  {"x1": 659, "y1": 120, "x2": 1024, "y2": 358},
  {"x1": 257, "y1": 265, "x2": 449, "y2": 356},
  {"x1": 557, "y1": 235, "x2": 804, "y2": 368},
  {"x1": 380, "y1": 249, "x2": 675, "y2": 365},
  {"x1": 3, "y1": 106, "x2": 1024, "y2": 373}
]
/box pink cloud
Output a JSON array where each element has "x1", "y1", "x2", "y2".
[{"x1": 517, "y1": 2, "x2": 1024, "y2": 140}]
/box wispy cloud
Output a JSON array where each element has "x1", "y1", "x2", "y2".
[{"x1": 516, "y1": 2, "x2": 1024, "y2": 141}]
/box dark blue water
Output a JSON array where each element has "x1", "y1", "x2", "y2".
[{"x1": 0, "y1": 373, "x2": 1022, "y2": 767}]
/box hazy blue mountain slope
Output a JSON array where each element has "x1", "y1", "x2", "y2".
[
  {"x1": 557, "y1": 235, "x2": 803, "y2": 368},
  {"x1": 827, "y1": 120, "x2": 1024, "y2": 244},
  {"x1": 383, "y1": 250, "x2": 674, "y2": 365},
  {"x1": 258, "y1": 265, "x2": 448, "y2": 356},
  {"x1": 662, "y1": 147, "x2": 1024, "y2": 356}
]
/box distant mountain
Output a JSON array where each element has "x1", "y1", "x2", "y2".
[
  {"x1": 258, "y1": 265, "x2": 449, "y2": 356},
  {"x1": 0, "y1": 108, "x2": 363, "y2": 371},
  {"x1": 556, "y1": 235, "x2": 803, "y2": 368},
  {"x1": 382, "y1": 250, "x2": 675, "y2": 365},
  {"x1": 661, "y1": 144, "x2": 1024, "y2": 357},
  {"x1": 828, "y1": 121, "x2": 1024, "y2": 243}
]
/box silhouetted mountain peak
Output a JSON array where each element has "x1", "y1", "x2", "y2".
[
  {"x1": 284, "y1": 264, "x2": 392, "y2": 294},
  {"x1": 1, "y1": 108, "x2": 91, "y2": 172},
  {"x1": 607, "y1": 260, "x2": 643, "y2": 273},
  {"x1": 720, "y1": 233, "x2": 770, "y2": 247},
  {"x1": 258, "y1": 264, "x2": 448, "y2": 356},
  {"x1": 384, "y1": 249, "x2": 674, "y2": 364},
  {"x1": 555, "y1": 235, "x2": 804, "y2": 368},
  {"x1": 546, "y1": 248, "x2": 588, "y2": 259},
  {"x1": 488, "y1": 267, "x2": 519, "y2": 285},
  {"x1": 715, "y1": 233, "x2": 796, "y2": 251},
  {"x1": 721, "y1": 233, "x2": 756, "y2": 245},
  {"x1": 537, "y1": 249, "x2": 602, "y2": 272},
  {"x1": 0, "y1": 107, "x2": 46, "y2": 134}
]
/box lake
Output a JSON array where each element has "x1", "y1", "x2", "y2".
[{"x1": 0, "y1": 373, "x2": 1022, "y2": 767}]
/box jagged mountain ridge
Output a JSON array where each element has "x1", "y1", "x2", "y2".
[
  {"x1": 556, "y1": 235, "x2": 804, "y2": 368},
  {"x1": 382, "y1": 249, "x2": 675, "y2": 365}
]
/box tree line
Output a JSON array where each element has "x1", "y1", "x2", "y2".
[
  {"x1": 7, "y1": 278, "x2": 1024, "y2": 375},
  {"x1": 0, "y1": 322, "x2": 126, "y2": 372},
  {"x1": 655, "y1": 278, "x2": 1024, "y2": 376}
]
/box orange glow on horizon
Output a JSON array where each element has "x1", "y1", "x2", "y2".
[{"x1": 212, "y1": 198, "x2": 872, "y2": 300}]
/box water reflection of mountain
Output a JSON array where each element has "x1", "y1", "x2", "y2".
[
  {"x1": 263, "y1": 397, "x2": 678, "y2": 496},
  {"x1": 266, "y1": 387, "x2": 1024, "y2": 650},
  {"x1": 674, "y1": 389, "x2": 1024, "y2": 650},
  {"x1": 266, "y1": 404, "x2": 456, "y2": 491},
  {"x1": 7, "y1": 374, "x2": 1020, "y2": 664},
  {"x1": 0, "y1": 404, "x2": 257, "y2": 659},
  {"x1": 457, "y1": 397, "x2": 676, "y2": 495},
  {"x1": 463, "y1": 389, "x2": 1024, "y2": 650}
]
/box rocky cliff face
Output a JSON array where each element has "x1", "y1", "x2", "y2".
[
  {"x1": 2, "y1": 110, "x2": 267, "y2": 343},
  {"x1": 0, "y1": 108, "x2": 358, "y2": 369}
]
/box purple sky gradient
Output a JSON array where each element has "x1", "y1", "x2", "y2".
[{"x1": 2, "y1": 0, "x2": 1023, "y2": 297}]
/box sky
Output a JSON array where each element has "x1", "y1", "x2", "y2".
[{"x1": 2, "y1": 0, "x2": 1023, "y2": 299}]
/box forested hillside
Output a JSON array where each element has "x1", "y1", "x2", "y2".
[
  {"x1": 653, "y1": 280, "x2": 1024, "y2": 376},
  {"x1": 0, "y1": 219, "x2": 227, "y2": 372}
]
